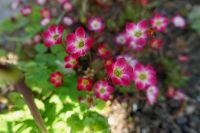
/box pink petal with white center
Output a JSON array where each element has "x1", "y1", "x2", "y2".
[
  {"x1": 94, "y1": 81, "x2": 114, "y2": 101},
  {"x1": 115, "y1": 32, "x2": 127, "y2": 45},
  {"x1": 88, "y1": 17, "x2": 105, "y2": 32}
]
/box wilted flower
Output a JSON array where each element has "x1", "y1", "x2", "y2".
[
  {"x1": 42, "y1": 25, "x2": 64, "y2": 47},
  {"x1": 173, "y1": 89, "x2": 187, "y2": 101},
  {"x1": 146, "y1": 86, "x2": 159, "y2": 105},
  {"x1": 94, "y1": 81, "x2": 114, "y2": 101},
  {"x1": 166, "y1": 87, "x2": 187, "y2": 101}
]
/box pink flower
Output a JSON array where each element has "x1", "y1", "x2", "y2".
[
  {"x1": 138, "y1": 0, "x2": 149, "y2": 6},
  {"x1": 94, "y1": 81, "x2": 114, "y2": 101},
  {"x1": 126, "y1": 20, "x2": 148, "y2": 45},
  {"x1": 172, "y1": 15, "x2": 186, "y2": 29},
  {"x1": 133, "y1": 63, "x2": 157, "y2": 90},
  {"x1": 64, "y1": 55, "x2": 78, "y2": 68},
  {"x1": 104, "y1": 57, "x2": 113, "y2": 73},
  {"x1": 117, "y1": 55, "x2": 138, "y2": 70},
  {"x1": 104, "y1": 57, "x2": 113, "y2": 67},
  {"x1": 63, "y1": 16, "x2": 74, "y2": 26},
  {"x1": 40, "y1": 18, "x2": 51, "y2": 26},
  {"x1": 97, "y1": 44, "x2": 110, "y2": 58},
  {"x1": 149, "y1": 38, "x2": 163, "y2": 49},
  {"x1": 32, "y1": 33, "x2": 42, "y2": 45},
  {"x1": 36, "y1": 0, "x2": 47, "y2": 5},
  {"x1": 50, "y1": 72, "x2": 63, "y2": 88},
  {"x1": 40, "y1": 8, "x2": 51, "y2": 19},
  {"x1": 108, "y1": 58, "x2": 133, "y2": 86},
  {"x1": 62, "y1": 1, "x2": 73, "y2": 12},
  {"x1": 88, "y1": 17, "x2": 105, "y2": 32},
  {"x1": 127, "y1": 39, "x2": 145, "y2": 51},
  {"x1": 166, "y1": 87, "x2": 175, "y2": 98},
  {"x1": 42, "y1": 25, "x2": 64, "y2": 47},
  {"x1": 166, "y1": 88, "x2": 187, "y2": 101},
  {"x1": 150, "y1": 14, "x2": 168, "y2": 32},
  {"x1": 146, "y1": 86, "x2": 159, "y2": 105},
  {"x1": 173, "y1": 89, "x2": 187, "y2": 101},
  {"x1": 20, "y1": 6, "x2": 32, "y2": 16},
  {"x1": 66, "y1": 27, "x2": 93, "y2": 57},
  {"x1": 57, "y1": 0, "x2": 66, "y2": 4},
  {"x1": 11, "y1": 0, "x2": 21, "y2": 10},
  {"x1": 115, "y1": 32, "x2": 127, "y2": 45},
  {"x1": 77, "y1": 78, "x2": 92, "y2": 91},
  {"x1": 178, "y1": 55, "x2": 189, "y2": 62}
]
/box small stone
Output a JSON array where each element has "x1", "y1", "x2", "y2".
[
  {"x1": 176, "y1": 117, "x2": 188, "y2": 126},
  {"x1": 132, "y1": 103, "x2": 138, "y2": 112},
  {"x1": 185, "y1": 105, "x2": 195, "y2": 115}
]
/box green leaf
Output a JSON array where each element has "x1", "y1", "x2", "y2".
[
  {"x1": 95, "y1": 99, "x2": 106, "y2": 110},
  {"x1": 50, "y1": 45, "x2": 64, "y2": 54},
  {"x1": 8, "y1": 92, "x2": 25, "y2": 109},
  {"x1": 34, "y1": 44, "x2": 48, "y2": 53},
  {"x1": 0, "y1": 49, "x2": 7, "y2": 57}
]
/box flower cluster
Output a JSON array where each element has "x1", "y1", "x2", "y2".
[
  {"x1": 114, "y1": 13, "x2": 186, "y2": 52},
  {"x1": 38, "y1": 3, "x2": 187, "y2": 105},
  {"x1": 43, "y1": 26, "x2": 113, "y2": 101}
]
